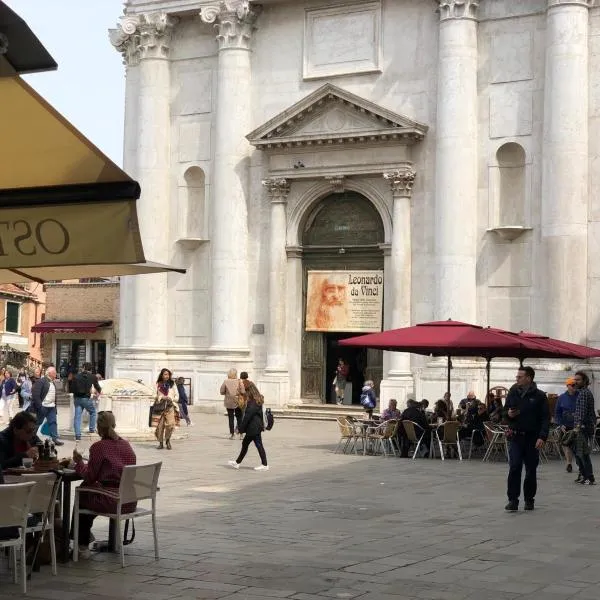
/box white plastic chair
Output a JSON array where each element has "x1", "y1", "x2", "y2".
[
  {"x1": 0, "y1": 481, "x2": 36, "y2": 593},
  {"x1": 73, "y1": 462, "x2": 162, "y2": 567},
  {"x1": 5, "y1": 472, "x2": 61, "y2": 576}
]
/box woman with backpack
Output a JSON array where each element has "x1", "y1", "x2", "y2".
[
  {"x1": 360, "y1": 380, "x2": 377, "y2": 419},
  {"x1": 228, "y1": 381, "x2": 269, "y2": 471}
]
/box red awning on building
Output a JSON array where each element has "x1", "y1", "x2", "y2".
[{"x1": 31, "y1": 320, "x2": 112, "y2": 334}]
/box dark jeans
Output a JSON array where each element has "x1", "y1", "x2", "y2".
[
  {"x1": 574, "y1": 429, "x2": 595, "y2": 481},
  {"x1": 236, "y1": 433, "x2": 267, "y2": 466},
  {"x1": 179, "y1": 400, "x2": 191, "y2": 424},
  {"x1": 37, "y1": 406, "x2": 58, "y2": 440},
  {"x1": 70, "y1": 513, "x2": 96, "y2": 546},
  {"x1": 227, "y1": 408, "x2": 242, "y2": 435},
  {"x1": 507, "y1": 433, "x2": 539, "y2": 503}
]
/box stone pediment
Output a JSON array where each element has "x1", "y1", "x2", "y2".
[{"x1": 247, "y1": 84, "x2": 428, "y2": 150}]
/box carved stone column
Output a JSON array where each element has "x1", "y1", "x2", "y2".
[
  {"x1": 434, "y1": 0, "x2": 480, "y2": 323},
  {"x1": 110, "y1": 13, "x2": 175, "y2": 349},
  {"x1": 201, "y1": 1, "x2": 261, "y2": 353},
  {"x1": 542, "y1": 0, "x2": 591, "y2": 341},
  {"x1": 263, "y1": 178, "x2": 290, "y2": 372},
  {"x1": 379, "y1": 169, "x2": 415, "y2": 408}
]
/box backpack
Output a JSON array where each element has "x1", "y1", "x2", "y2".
[
  {"x1": 263, "y1": 407, "x2": 274, "y2": 431},
  {"x1": 360, "y1": 390, "x2": 375, "y2": 409}
]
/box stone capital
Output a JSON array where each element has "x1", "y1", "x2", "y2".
[
  {"x1": 200, "y1": 1, "x2": 261, "y2": 50},
  {"x1": 262, "y1": 178, "x2": 290, "y2": 203},
  {"x1": 138, "y1": 13, "x2": 177, "y2": 59},
  {"x1": 109, "y1": 16, "x2": 141, "y2": 66},
  {"x1": 437, "y1": 0, "x2": 480, "y2": 21},
  {"x1": 383, "y1": 169, "x2": 416, "y2": 198},
  {"x1": 547, "y1": 0, "x2": 593, "y2": 7},
  {"x1": 110, "y1": 13, "x2": 176, "y2": 63}
]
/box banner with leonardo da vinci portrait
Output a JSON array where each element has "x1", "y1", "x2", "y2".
[{"x1": 305, "y1": 270, "x2": 384, "y2": 333}]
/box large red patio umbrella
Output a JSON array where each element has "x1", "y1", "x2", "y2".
[
  {"x1": 514, "y1": 331, "x2": 600, "y2": 360},
  {"x1": 339, "y1": 320, "x2": 600, "y2": 396}
]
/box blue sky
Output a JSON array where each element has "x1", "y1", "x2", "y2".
[{"x1": 13, "y1": 0, "x2": 126, "y2": 165}]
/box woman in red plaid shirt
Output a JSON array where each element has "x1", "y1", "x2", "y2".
[{"x1": 72, "y1": 411, "x2": 136, "y2": 559}]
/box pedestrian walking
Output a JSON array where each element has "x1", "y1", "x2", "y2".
[
  {"x1": 176, "y1": 377, "x2": 192, "y2": 426},
  {"x1": 31, "y1": 366, "x2": 64, "y2": 446},
  {"x1": 504, "y1": 366, "x2": 549, "y2": 512},
  {"x1": 153, "y1": 368, "x2": 179, "y2": 450},
  {"x1": 0, "y1": 370, "x2": 19, "y2": 422},
  {"x1": 573, "y1": 371, "x2": 595, "y2": 485},
  {"x1": 72, "y1": 363, "x2": 102, "y2": 441},
  {"x1": 220, "y1": 368, "x2": 244, "y2": 439},
  {"x1": 555, "y1": 377, "x2": 578, "y2": 473},
  {"x1": 228, "y1": 381, "x2": 269, "y2": 471}
]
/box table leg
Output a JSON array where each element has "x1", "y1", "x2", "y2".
[{"x1": 59, "y1": 480, "x2": 72, "y2": 563}]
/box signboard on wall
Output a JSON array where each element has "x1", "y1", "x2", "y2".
[{"x1": 306, "y1": 270, "x2": 384, "y2": 333}]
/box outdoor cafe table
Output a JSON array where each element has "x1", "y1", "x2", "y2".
[{"x1": 3, "y1": 467, "x2": 118, "y2": 563}]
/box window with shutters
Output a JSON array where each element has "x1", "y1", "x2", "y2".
[{"x1": 5, "y1": 302, "x2": 20, "y2": 333}]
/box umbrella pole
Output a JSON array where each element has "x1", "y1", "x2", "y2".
[
  {"x1": 486, "y1": 358, "x2": 491, "y2": 398},
  {"x1": 447, "y1": 356, "x2": 452, "y2": 396}
]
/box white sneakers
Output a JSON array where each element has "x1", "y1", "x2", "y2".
[{"x1": 228, "y1": 461, "x2": 269, "y2": 471}]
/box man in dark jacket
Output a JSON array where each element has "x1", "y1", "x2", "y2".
[
  {"x1": 400, "y1": 399, "x2": 431, "y2": 457},
  {"x1": 504, "y1": 366, "x2": 549, "y2": 512},
  {"x1": 0, "y1": 411, "x2": 41, "y2": 470},
  {"x1": 573, "y1": 370, "x2": 595, "y2": 485}
]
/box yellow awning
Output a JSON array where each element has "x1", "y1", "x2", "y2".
[{"x1": 0, "y1": 75, "x2": 183, "y2": 276}]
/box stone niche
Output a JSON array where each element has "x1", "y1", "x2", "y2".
[{"x1": 303, "y1": 1, "x2": 382, "y2": 80}]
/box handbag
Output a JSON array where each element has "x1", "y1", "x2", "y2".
[{"x1": 152, "y1": 398, "x2": 167, "y2": 413}]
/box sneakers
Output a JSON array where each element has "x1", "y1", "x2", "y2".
[
  {"x1": 566, "y1": 463, "x2": 573, "y2": 473},
  {"x1": 581, "y1": 479, "x2": 596, "y2": 486},
  {"x1": 254, "y1": 465, "x2": 269, "y2": 471},
  {"x1": 505, "y1": 501, "x2": 518, "y2": 512},
  {"x1": 228, "y1": 460, "x2": 240, "y2": 469},
  {"x1": 575, "y1": 474, "x2": 584, "y2": 483},
  {"x1": 77, "y1": 545, "x2": 92, "y2": 560},
  {"x1": 524, "y1": 500, "x2": 534, "y2": 511},
  {"x1": 53, "y1": 439, "x2": 64, "y2": 447}
]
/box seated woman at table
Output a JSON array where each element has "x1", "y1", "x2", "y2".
[
  {"x1": 380, "y1": 399, "x2": 402, "y2": 422},
  {"x1": 0, "y1": 411, "x2": 40, "y2": 470},
  {"x1": 433, "y1": 400, "x2": 448, "y2": 423},
  {"x1": 487, "y1": 395, "x2": 504, "y2": 424},
  {"x1": 459, "y1": 400, "x2": 488, "y2": 447},
  {"x1": 72, "y1": 411, "x2": 136, "y2": 560}
]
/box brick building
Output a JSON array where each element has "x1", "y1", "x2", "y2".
[
  {"x1": 0, "y1": 283, "x2": 45, "y2": 365},
  {"x1": 34, "y1": 281, "x2": 119, "y2": 377}
]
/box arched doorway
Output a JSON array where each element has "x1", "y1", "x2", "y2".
[{"x1": 301, "y1": 191, "x2": 385, "y2": 404}]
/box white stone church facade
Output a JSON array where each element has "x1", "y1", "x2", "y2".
[{"x1": 109, "y1": 0, "x2": 600, "y2": 408}]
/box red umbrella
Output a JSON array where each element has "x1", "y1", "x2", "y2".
[
  {"x1": 513, "y1": 331, "x2": 600, "y2": 359},
  {"x1": 339, "y1": 320, "x2": 593, "y2": 395}
]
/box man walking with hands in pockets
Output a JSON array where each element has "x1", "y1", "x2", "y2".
[{"x1": 504, "y1": 366, "x2": 549, "y2": 512}]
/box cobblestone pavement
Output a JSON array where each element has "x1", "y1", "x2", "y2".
[{"x1": 1, "y1": 413, "x2": 599, "y2": 600}]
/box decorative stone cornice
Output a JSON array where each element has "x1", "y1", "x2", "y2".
[
  {"x1": 200, "y1": 1, "x2": 261, "y2": 50},
  {"x1": 437, "y1": 0, "x2": 480, "y2": 21},
  {"x1": 109, "y1": 13, "x2": 176, "y2": 64},
  {"x1": 325, "y1": 175, "x2": 345, "y2": 194},
  {"x1": 383, "y1": 169, "x2": 417, "y2": 198},
  {"x1": 109, "y1": 16, "x2": 141, "y2": 66},
  {"x1": 547, "y1": 0, "x2": 593, "y2": 7},
  {"x1": 262, "y1": 178, "x2": 290, "y2": 203}
]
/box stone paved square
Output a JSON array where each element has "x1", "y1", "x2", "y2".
[{"x1": 1, "y1": 415, "x2": 598, "y2": 599}]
